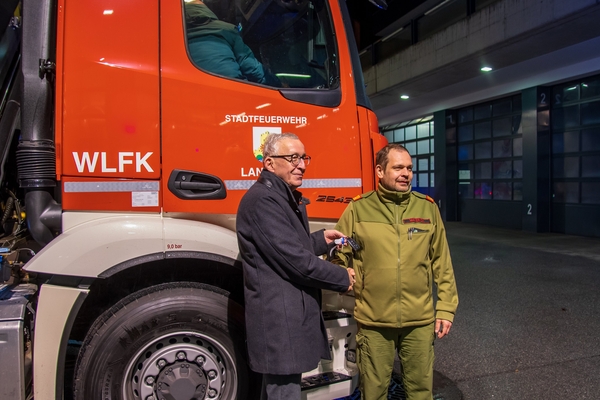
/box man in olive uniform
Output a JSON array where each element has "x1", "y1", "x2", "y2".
[{"x1": 334, "y1": 143, "x2": 459, "y2": 400}]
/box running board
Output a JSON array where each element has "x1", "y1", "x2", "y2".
[
  {"x1": 299, "y1": 308, "x2": 359, "y2": 400},
  {"x1": 301, "y1": 372, "x2": 357, "y2": 400}
]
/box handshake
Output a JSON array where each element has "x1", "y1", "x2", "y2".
[{"x1": 346, "y1": 268, "x2": 356, "y2": 292}]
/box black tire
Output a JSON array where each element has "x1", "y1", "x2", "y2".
[{"x1": 73, "y1": 282, "x2": 255, "y2": 400}]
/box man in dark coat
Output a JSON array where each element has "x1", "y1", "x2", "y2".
[{"x1": 236, "y1": 133, "x2": 355, "y2": 399}]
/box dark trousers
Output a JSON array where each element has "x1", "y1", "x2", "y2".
[{"x1": 260, "y1": 373, "x2": 302, "y2": 400}]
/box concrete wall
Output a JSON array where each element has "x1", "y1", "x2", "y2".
[{"x1": 364, "y1": 0, "x2": 598, "y2": 97}]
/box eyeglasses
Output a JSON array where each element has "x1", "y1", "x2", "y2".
[{"x1": 270, "y1": 154, "x2": 312, "y2": 166}]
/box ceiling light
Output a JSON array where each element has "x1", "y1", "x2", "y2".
[
  {"x1": 400, "y1": 95, "x2": 409, "y2": 100},
  {"x1": 382, "y1": 26, "x2": 404, "y2": 42},
  {"x1": 481, "y1": 67, "x2": 493, "y2": 72},
  {"x1": 424, "y1": 0, "x2": 451, "y2": 15}
]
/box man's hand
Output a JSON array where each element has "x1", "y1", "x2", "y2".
[
  {"x1": 435, "y1": 319, "x2": 453, "y2": 339},
  {"x1": 346, "y1": 268, "x2": 356, "y2": 292},
  {"x1": 323, "y1": 229, "x2": 345, "y2": 244}
]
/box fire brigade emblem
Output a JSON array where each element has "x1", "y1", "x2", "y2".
[{"x1": 253, "y1": 127, "x2": 281, "y2": 161}]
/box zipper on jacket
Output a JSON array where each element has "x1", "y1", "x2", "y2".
[
  {"x1": 396, "y1": 203, "x2": 401, "y2": 268},
  {"x1": 407, "y1": 227, "x2": 429, "y2": 240},
  {"x1": 396, "y1": 203, "x2": 401, "y2": 325}
]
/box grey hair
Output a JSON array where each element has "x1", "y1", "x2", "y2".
[{"x1": 263, "y1": 133, "x2": 300, "y2": 158}]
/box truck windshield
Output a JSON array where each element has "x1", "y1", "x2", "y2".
[{"x1": 184, "y1": 0, "x2": 339, "y2": 90}]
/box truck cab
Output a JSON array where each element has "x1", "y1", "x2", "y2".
[{"x1": 0, "y1": 0, "x2": 385, "y2": 399}]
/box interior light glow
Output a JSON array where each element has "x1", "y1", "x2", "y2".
[
  {"x1": 275, "y1": 73, "x2": 311, "y2": 79},
  {"x1": 400, "y1": 95, "x2": 409, "y2": 100},
  {"x1": 103, "y1": 10, "x2": 113, "y2": 15},
  {"x1": 481, "y1": 67, "x2": 493, "y2": 72}
]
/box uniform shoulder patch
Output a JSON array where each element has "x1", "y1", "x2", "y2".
[
  {"x1": 411, "y1": 191, "x2": 435, "y2": 203},
  {"x1": 353, "y1": 191, "x2": 375, "y2": 201}
]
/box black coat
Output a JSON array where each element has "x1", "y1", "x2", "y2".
[{"x1": 236, "y1": 170, "x2": 350, "y2": 374}]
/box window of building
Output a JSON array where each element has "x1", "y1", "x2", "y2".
[
  {"x1": 381, "y1": 116, "x2": 435, "y2": 195},
  {"x1": 183, "y1": 0, "x2": 339, "y2": 89},
  {"x1": 551, "y1": 75, "x2": 600, "y2": 204},
  {"x1": 455, "y1": 95, "x2": 523, "y2": 201}
]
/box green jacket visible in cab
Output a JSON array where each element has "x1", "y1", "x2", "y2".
[
  {"x1": 335, "y1": 184, "x2": 458, "y2": 328},
  {"x1": 185, "y1": 2, "x2": 265, "y2": 83}
]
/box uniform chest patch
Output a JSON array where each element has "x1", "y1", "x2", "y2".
[{"x1": 403, "y1": 218, "x2": 431, "y2": 224}]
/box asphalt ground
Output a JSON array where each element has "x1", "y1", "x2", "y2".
[
  {"x1": 431, "y1": 222, "x2": 600, "y2": 400},
  {"x1": 43, "y1": 221, "x2": 600, "y2": 399}
]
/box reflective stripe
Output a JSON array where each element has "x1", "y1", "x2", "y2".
[
  {"x1": 65, "y1": 179, "x2": 361, "y2": 193},
  {"x1": 224, "y1": 180, "x2": 256, "y2": 190},
  {"x1": 302, "y1": 178, "x2": 362, "y2": 188},
  {"x1": 225, "y1": 178, "x2": 361, "y2": 190},
  {"x1": 64, "y1": 181, "x2": 160, "y2": 193}
]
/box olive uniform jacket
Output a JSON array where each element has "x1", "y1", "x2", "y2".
[
  {"x1": 236, "y1": 169, "x2": 350, "y2": 374},
  {"x1": 335, "y1": 184, "x2": 458, "y2": 328}
]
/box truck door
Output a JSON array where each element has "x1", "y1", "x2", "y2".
[
  {"x1": 59, "y1": 0, "x2": 161, "y2": 212},
  {"x1": 160, "y1": 0, "x2": 365, "y2": 219}
]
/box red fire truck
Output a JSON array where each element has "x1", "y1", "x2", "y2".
[{"x1": 0, "y1": 0, "x2": 385, "y2": 398}]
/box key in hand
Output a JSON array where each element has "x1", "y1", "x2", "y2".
[{"x1": 335, "y1": 237, "x2": 361, "y2": 251}]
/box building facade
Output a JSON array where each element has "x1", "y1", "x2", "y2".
[{"x1": 365, "y1": 0, "x2": 600, "y2": 237}]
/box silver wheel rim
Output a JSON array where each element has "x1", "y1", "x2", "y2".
[{"x1": 122, "y1": 331, "x2": 238, "y2": 400}]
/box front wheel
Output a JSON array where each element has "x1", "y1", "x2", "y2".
[{"x1": 73, "y1": 282, "x2": 255, "y2": 400}]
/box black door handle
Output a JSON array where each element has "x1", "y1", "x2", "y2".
[
  {"x1": 167, "y1": 169, "x2": 227, "y2": 200},
  {"x1": 177, "y1": 181, "x2": 221, "y2": 190}
]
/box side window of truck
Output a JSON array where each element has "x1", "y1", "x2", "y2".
[{"x1": 183, "y1": 0, "x2": 339, "y2": 90}]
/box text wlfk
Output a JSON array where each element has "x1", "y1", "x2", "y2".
[{"x1": 73, "y1": 152, "x2": 154, "y2": 173}]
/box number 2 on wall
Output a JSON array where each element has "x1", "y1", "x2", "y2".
[{"x1": 527, "y1": 204, "x2": 533, "y2": 215}]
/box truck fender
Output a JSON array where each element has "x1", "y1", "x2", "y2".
[{"x1": 24, "y1": 213, "x2": 240, "y2": 277}]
